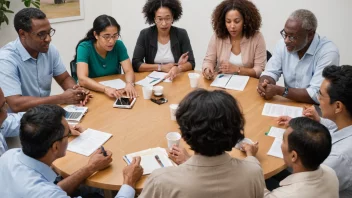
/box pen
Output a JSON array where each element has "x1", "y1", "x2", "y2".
[
  {"x1": 219, "y1": 74, "x2": 224, "y2": 78},
  {"x1": 154, "y1": 155, "x2": 164, "y2": 167},
  {"x1": 101, "y1": 146, "x2": 107, "y2": 157},
  {"x1": 149, "y1": 78, "x2": 159, "y2": 84}
]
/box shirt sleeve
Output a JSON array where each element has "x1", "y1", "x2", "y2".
[
  {"x1": 202, "y1": 34, "x2": 217, "y2": 72},
  {"x1": 0, "y1": 59, "x2": 22, "y2": 97},
  {"x1": 323, "y1": 154, "x2": 352, "y2": 191},
  {"x1": 116, "y1": 40, "x2": 129, "y2": 63},
  {"x1": 138, "y1": 176, "x2": 160, "y2": 198},
  {"x1": 179, "y1": 29, "x2": 195, "y2": 69},
  {"x1": 50, "y1": 45, "x2": 67, "y2": 77},
  {"x1": 76, "y1": 42, "x2": 90, "y2": 64},
  {"x1": 132, "y1": 29, "x2": 147, "y2": 72},
  {"x1": 306, "y1": 51, "x2": 340, "y2": 103},
  {"x1": 252, "y1": 32, "x2": 267, "y2": 77},
  {"x1": 115, "y1": 184, "x2": 135, "y2": 198},
  {"x1": 261, "y1": 40, "x2": 284, "y2": 81},
  {"x1": 0, "y1": 112, "x2": 24, "y2": 138}
]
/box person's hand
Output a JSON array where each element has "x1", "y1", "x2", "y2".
[
  {"x1": 178, "y1": 52, "x2": 189, "y2": 65},
  {"x1": 72, "y1": 85, "x2": 93, "y2": 106},
  {"x1": 60, "y1": 88, "x2": 87, "y2": 105},
  {"x1": 257, "y1": 79, "x2": 269, "y2": 97},
  {"x1": 69, "y1": 124, "x2": 86, "y2": 136},
  {"x1": 202, "y1": 66, "x2": 215, "y2": 80},
  {"x1": 124, "y1": 83, "x2": 137, "y2": 98},
  {"x1": 164, "y1": 66, "x2": 180, "y2": 81},
  {"x1": 123, "y1": 156, "x2": 143, "y2": 188},
  {"x1": 241, "y1": 142, "x2": 259, "y2": 156},
  {"x1": 276, "y1": 116, "x2": 292, "y2": 127},
  {"x1": 218, "y1": 61, "x2": 238, "y2": 74},
  {"x1": 161, "y1": 63, "x2": 175, "y2": 73},
  {"x1": 104, "y1": 87, "x2": 123, "y2": 99},
  {"x1": 263, "y1": 84, "x2": 279, "y2": 100},
  {"x1": 168, "y1": 145, "x2": 191, "y2": 165},
  {"x1": 87, "y1": 148, "x2": 113, "y2": 172},
  {"x1": 303, "y1": 105, "x2": 320, "y2": 122}
]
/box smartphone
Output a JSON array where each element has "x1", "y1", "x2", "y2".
[
  {"x1": 151, "y1": 98, "x2": 168, "y2": 105},
  {"x1": 113, "y1": 97, "x2": 137, "y2": 109}
]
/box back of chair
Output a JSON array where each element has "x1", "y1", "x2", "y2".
[
  {"x1": 267, "y1": 50, "x2": 272, "y2": 62},
  {"x1": 70, "y1": 60, "x2": 78, "y2": 82}
]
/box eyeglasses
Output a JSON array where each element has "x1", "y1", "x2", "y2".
[
  {"x1": 51, "y1": 131, "x2": 72, "y2": 146},
  {"x1": 100, "y1": 34, "x2": 120, "y2": 41},
  {"x1": 31, "y1": 28, "x2": 56, "y2": 41},
  {"x1": 154, "y1": 17, "x2": 173, "y2": 24},
  {"x1": 0, "y1": 102, "x2": 8, "y2": 113},
  {"x1": 280, "y1": 29, "x2": 298, "y2": 42}
]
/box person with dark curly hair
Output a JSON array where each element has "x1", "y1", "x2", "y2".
[
  {"x1": 202, "y1": 0, "x2": 266, "y2": 79},
  {"x1": 139, "y1": 89, "x2": 265, "y2": 198},
  {"x1": 132, "y1": 0, "x2": 195, "y2": 81}
]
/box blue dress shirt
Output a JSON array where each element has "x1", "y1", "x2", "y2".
[
  {"x1": 0, "y1": 149, "x2": 135, "y2": 198},
  {"x1": 261, "y1": 33, "x2": 339, "y2": 103},
  {"x1": 0, "y1": 112, "x2": 24, "y2": 156},
  {"x1": 0, "y1": 38, "x2": 67, "y2": 98}
]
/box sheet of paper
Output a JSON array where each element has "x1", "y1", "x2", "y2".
[
  {"x1": 210, "y1": 74, "x2": 232, "y2": 88},
  {"x1": 99, "y1": 79, "x2": 126, "y2": 90},
  {"x1": 225, "y1": 75, "x2": 249, "y2": 91},
  {"x1": 267, "y1": 138, "x2": 283, "y2": 158},
  {"x1": 67, "y1": 128, "x2": 112, "y2": 156},
  {"x1": 267, "y1": 127, "x2": 286, "y2": 140},
  {"x1": 262, "y1": 103, "x2": 303, "y2": 118},
  {"x1": 148, "y1": 71, "x2": 172, "y2": 83}
]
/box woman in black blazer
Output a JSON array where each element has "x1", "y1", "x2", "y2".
[{"x1": 132, "y1": 0, "x2": 195, "y2": 80}]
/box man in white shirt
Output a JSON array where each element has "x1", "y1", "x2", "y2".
[{"x1": 265, "y1": 117, "x2": 339, "y2": 198}]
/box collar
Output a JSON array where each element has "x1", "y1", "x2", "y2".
[
  {"x1": 280, "y1": 165, "x2": 323, "y2": 186},
  {"x1": 224, "y1": 34, "x2": 248, "y2": 45},
  {"x1": 183, "y1": 153, "x2": 232, "y2": 167},
  {"x1": 149, "y1": 25, "x2": 179, "y2": 48},
  {"x1": 15, "y1": 37, "x2": 33, "y2": 61},
  {"x1": 331, "y1": 125, "x2": 352, "y2": 144},
  {"x1": 305, "y1": 33, "x2": 320, "y2": 55},
  {"x1": 17, "y1": 149, "x2": 57, "y2": 182}
]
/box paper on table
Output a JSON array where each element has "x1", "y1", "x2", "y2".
[
  {"x1": 225, "y1": 75, "x2": 250, "y2": 91},
  {"x1": 262, "y1": 103, "x2": 303, "y2": 118},
  {"x1": 99, "y1": 79, "x2": 126, "y2": 90},
  {"x1": 267, "y1": 127, "x2": 286, "y2": 140},
  {"x1": 210, "y1": 74, "x2": 232, "y2": 88},
  {"x1": 267, "y1": 138, "x2": 283, "y2": 158},
  {"x1": 67, "y1": 128, "x2": 112, "y2": 156},
  {"x1": 148, "y1": 71, "x2": 172, "y2": 83}
]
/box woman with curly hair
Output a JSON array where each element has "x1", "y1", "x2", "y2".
[
  {"x1": 139, "y1": 89, "x2": 264, "y2": 198},
  {"x1": 203, "y1": 0, "x2": 266, "y2": 79},
  {"x1": 132, "y1": 0, "x2": 195, "y2": 80}
]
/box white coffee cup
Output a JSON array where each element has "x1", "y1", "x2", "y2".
[
  {"x1": 169, "y1": 104, "x2": 179, "y2": 121},
  {"x1": 188, "y1": 73, "x2": 200, "y2": 88},
  {"x1": 166, "y1": 132, "x2": 181, "y2": 149},
  {"x1": 142, "y1": 86, "x2": 153, "y2": 99},
  {"x1": 153, "y1": 86, "x2": 164, "y2": 96}
]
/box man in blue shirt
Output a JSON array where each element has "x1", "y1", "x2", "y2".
[
  {"x1": 0, "y1": 105, "x2": 143, "y2": 198},
  {"x1": 0, "y1": 8, "x2": 91, "y2": 113},
  {"x1": 257, "y1": 9, "x2": 339, "y2": 104}
]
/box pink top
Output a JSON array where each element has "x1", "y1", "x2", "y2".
[{"x1": 202, "y1": 31, "x2": 267, "y2": 78}]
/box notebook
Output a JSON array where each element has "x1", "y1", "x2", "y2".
[
  {"x1": 123, "y1": 147, "x2": 175, "y2": 175},
  {"x1": 210, "y1": 74, "x2": 250, "y2": 91},
  {"x1": 64, "y1": 105, "x2": 88, "y2": 125}
]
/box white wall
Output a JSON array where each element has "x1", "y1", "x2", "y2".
[{"x1": 0, "y1": 0, "x2": 351, "y2": 95}]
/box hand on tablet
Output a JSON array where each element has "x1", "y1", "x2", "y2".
[
  {"x1": 124, "y1": 83, "x2": 137, "y2": 98},
  {"x1": 104, "y1": 87, "x2": 123, "y2": 99}
]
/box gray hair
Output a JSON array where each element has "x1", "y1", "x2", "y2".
[{"x1": 289, "y1": 9, "x2": 318, "y2": 31}]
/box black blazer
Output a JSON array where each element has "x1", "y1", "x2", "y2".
[{"x1": 132, "y1": 25, "x2": 195, "y2": 72}]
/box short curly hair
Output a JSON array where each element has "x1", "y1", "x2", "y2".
[
  {"x1": 142, "y1": 0, "x2": 183, "y2": 25},
  {"x1": 212, "y1": 0, "x2": 262, "y2": 39},
  {"x1": 176, "y1": 89, "x2": 245, "y2": 157}
]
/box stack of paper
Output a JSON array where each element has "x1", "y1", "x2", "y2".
[
  {"x1": 123, "y1": 147, "x2": 175, "y2": 175},
  {"x1": 210, "y1": 74, "x2": 250, "y2": 91},
  {"x1": 136, "y1": 71, "x2": 171, "y2": 87},
  {"x1": 99, "y1": 79, "x2": 126, "y2": 90},
  {"x1": 262, "y1": 103, "x2": 303, "y2": 118},
  {"x1": 67, "y1": 128, "x2": 112, "y2": 156}
]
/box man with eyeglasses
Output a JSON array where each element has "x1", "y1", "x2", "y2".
[
  {"x1": 257, "y1": 9, "x2": 339, "y2": 104},
  {"x1": 0, "y1": 104, "x2": 143, "y2": 198},
  {"x1": 0, "y1": 8, "x2": 92, "y2": 113}
]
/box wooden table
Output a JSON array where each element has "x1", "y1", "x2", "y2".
[{"x1": 53, "y1": 71, "x2": 305, "y2": 192}]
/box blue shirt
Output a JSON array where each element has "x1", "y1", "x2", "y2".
[
  {"x1": 0, "y1": 38, "x2": 67, "y2": 98},
  {"x1": 261, "y1": 33, "x2": 339, "y2": 103},
  {"x1": 0, "y1": 149, "x2": 135, "y2": 198},
  {"x1": 0, "y1": 113, "x2": 23, "y2": 156}
]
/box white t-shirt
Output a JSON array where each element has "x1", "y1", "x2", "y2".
[
  {"x1": 154, "y1": 41, "x2": 175, "y2": 64},
  {"x1": 229, "y1": 52, "x2": 244, "y2": 66}
]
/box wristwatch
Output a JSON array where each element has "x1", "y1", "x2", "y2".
[
  {"x1": 282, "y1": 87, "x2": 289, "y2": 97},
  {"x1": 158, "y1": 63, "x2": 162, "y2": 71}
]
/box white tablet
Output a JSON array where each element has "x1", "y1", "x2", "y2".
[{"x1": 113, "y1": 97, "x2": 136, "y2": 109}]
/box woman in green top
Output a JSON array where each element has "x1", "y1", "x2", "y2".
[{"x1": 75, "y1": 15, "x2": 137, "y2": 98}]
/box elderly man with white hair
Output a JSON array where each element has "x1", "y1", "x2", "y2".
[{"x1": 257, "y1": 9, "x2": 339, "y2": 104}]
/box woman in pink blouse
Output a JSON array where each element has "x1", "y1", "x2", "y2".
[{"x1": 202, "y1": 0, "x2": 266, "y2": 79}]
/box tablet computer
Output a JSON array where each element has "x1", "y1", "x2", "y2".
[{"x1": 113, "y1": 97, "x2": 136, "y2": 109}]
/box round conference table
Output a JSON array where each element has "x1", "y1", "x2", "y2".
[{"x1": 53, "y1": 71, "x2": 305, "y2": 193}]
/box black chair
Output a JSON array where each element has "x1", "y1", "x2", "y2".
[
  {"x1": 70, "y1": 60, "x2": 78, "y2": 82},
  {"x1": 267, "y1": 50, "x2": 272, "y2": 62}
]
